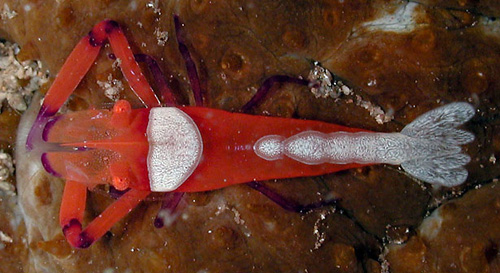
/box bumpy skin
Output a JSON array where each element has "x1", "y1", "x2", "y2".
[{"x1": 2, "y1": 0, "x2": 500, "y2": 272}]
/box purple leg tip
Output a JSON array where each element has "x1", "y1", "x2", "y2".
[
  {"x1": 62, "y1": 219, "x2": 94, "y2": 248},
  {"x1": 77, "y1": 232, "x2": 94, "y2": 249},
  {"x1": 41, "y1": 153, "x2": 61, "y2": 177}
]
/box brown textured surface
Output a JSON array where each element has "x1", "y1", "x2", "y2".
[
  {"x1": 386, "y1": 181, "x2": 500, "y2": 273},
  {"x1": 0, "y1": 0, "x2": 499, "y2": 272}
]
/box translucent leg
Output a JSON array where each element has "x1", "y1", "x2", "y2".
[
  {"x1": 60, "y1": 180, "x2": 149, "y2": 248},
  {"x1": 241, "y1": 75, "x2": 309, "y2": 113},
  {"x1": 247, "y1": 181, "x2": 339, "y2": 213},
  {"x1": 134, "y1": 54, "x2": 177, "y2": 106},
  {"x1": 174, "y1": 15, "x2": 204, "y2": 106}
]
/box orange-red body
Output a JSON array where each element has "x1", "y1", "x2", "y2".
[
  {"x1": 45, "y1": 106, "x2": 369, "y2": 193},
  {"x1": 26, "y1": 17, "x2": 375, "y2": 249}
]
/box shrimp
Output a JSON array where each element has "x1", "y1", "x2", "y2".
[{"x1": 22, "y1": 17, "x2": 475, "y2": 248}]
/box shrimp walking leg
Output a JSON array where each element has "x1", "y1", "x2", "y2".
[{"x1": 60, "y1": 181, "x2": 149, "y2": 248}]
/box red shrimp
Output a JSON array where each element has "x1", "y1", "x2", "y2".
[{"x1": 23, "y1": 17, "x2": 475, "y2": 248}]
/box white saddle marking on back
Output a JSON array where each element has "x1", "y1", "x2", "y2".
[{"x1": 147, "y1": 108, "x2": 202, "y2": 192}]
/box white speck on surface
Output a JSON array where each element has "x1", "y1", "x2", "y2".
[
  {"x1": 0, "y1": 41, "x2": 48, "y2": 111},
  {"x1": 307, "y1": 62, "x2": 393, "y2": 124},
  {"x1": 355, "y1": 95, "x2": 394, "y2": 124},
  {"x1": 146, "y1": 0, "x2": 161, "y2": 15},
  {"x1": 489, "y1": 154, "x2": 496, "y2": 164},
  {"x1": 308, "y1": 62, "x2": 353, "y2": 99},
  {"x1": 1, "y1": 4, "x2": 17, "y2": 20},
  {"x1": 112, "y1": 57, "x2": 121, "y2": 70},
  {"x1": 154, "y1": 27, "x2": 169, "y2": 46},
  {"x1": 231, "y1": 207, "x2": 245, "y2": 225},
  {"x1": 0, "y1": 230, "x2": 13, "y2": 243},
  {"x1": 96, "y1": 74, "x2": 124, "y2": 101},
  {"x1": 312, "y1": 211, "x2": 329, "y2": 250}
]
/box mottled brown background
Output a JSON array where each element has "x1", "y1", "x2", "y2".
[{"x1": 0, "y1": 0, "x2": 499, "y2": 272}]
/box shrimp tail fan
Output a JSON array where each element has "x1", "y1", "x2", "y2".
[{"x1": 400, "y1": 102, "x2": 475, "y2": 187}]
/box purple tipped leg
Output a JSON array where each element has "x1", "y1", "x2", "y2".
[
  {"x1": 134, "y1": 54, "x2": 177, "y2": 106},
  {"x1": 247, "y1": 182, "x2": 340, "y2": 213},
  {"x1": 174, "y1": 15, "x2": 204, "y2": 107},
  {"x1": 241, "y1": 75, "x2": 309, "y2": 113},
  {"x1": 154, "y1": 192, "x2": 185, "y2": 228}
]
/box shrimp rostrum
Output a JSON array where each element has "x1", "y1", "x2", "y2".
[{"x1": 22, "y1": 18, "x2": 475, "y2": 248}]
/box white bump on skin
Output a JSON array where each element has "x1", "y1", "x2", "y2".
[{"x1": 147, "y1": 108, "x2": 202, "y2": 192}]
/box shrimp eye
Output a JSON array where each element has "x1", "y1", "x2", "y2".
[
  {"x1": 110, "y1": 161, "x2": 132, "y2": 190},
  {"x1": 112, "y1": 176, "x2": 130, "y2": 191},
  {"x1": 112, "y1": 100, "x2": 132, "y2": 113}
]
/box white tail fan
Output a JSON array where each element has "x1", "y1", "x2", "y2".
[
  {"x1": 400, "y1": 102, "x2": 475, "y2": 186},
  {"x1": 253, "y1": 102, "x2": 476, "y2": 187}
]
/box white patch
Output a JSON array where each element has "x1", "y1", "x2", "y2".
[
  {"x1": 479, "y1": 16, "x2": 500, "y2": 38},
  {"x1": 147, "y1": 108, "x2": 203, "y2": 192},
  {"x1": 154, "y1": 27, "x2": 169, "y2": 46},
  {"x1": 146, "y1": 0, "x2": 161, "y2": 15},
  {"x1": 419, "y1": 209, "x2": 443, "y2": 240},
  {"x1": 0, "y1": 41, "x2": 48, "y2": 111},
  {"x1": 1, "y1": 4, "x2": 17, "y2": 20},
  {"x1": 96, "y1": 74, "x2": 124, "y2": 101},
  {"x1": 253, "y1": 135, "x2": 284, "y2": 161},
  {"x1": 359, "y1": 2, "x2": 422, "y2": 33},
  {"x1": 255, "y1": 131, "x2": 414, "y2": 165},
  {"x1": 254, "y1": 103, "x2": 475, "y2": 187},
  {"x1": 355, "y1": 95, "x2": 394, "y2": 124},
  {"x1": 0, "y1": 151, "x2": 15, "y2": 196},
  {"x1": 308, "y1": 62, "x2": 353, "y2": 99},
  {"x1": 128, "y1": 0, "x2": 137, "y2": 11},
  {"x1": 0, "y1": 230, "x2": 12, "y2": 243}
]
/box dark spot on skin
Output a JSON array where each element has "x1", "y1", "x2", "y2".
[
  {"x1": 88, "y1": 20, "x2": 119, "y2": 47},
  {"x1": 77, "y1": 232, "x2": 94, "y2": 249},
  {"x1": 62, "y1": 219, "x2": 94, "y2": 249},
  {"x1": 153, "y1": 217, "x2": 164, "y2": 228},
  {"x1": 62, "y1": 218, "x2": 82, "y2": 235},
  {"x1": 88, "y1": 32, "x2": 102, "y2": 47},
  {"x1": 485, "y1": 241, "x2": 499, "y2": 264},
  {"x1": 104, "y1": 20, "x2": 119, "y2": 34}
]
